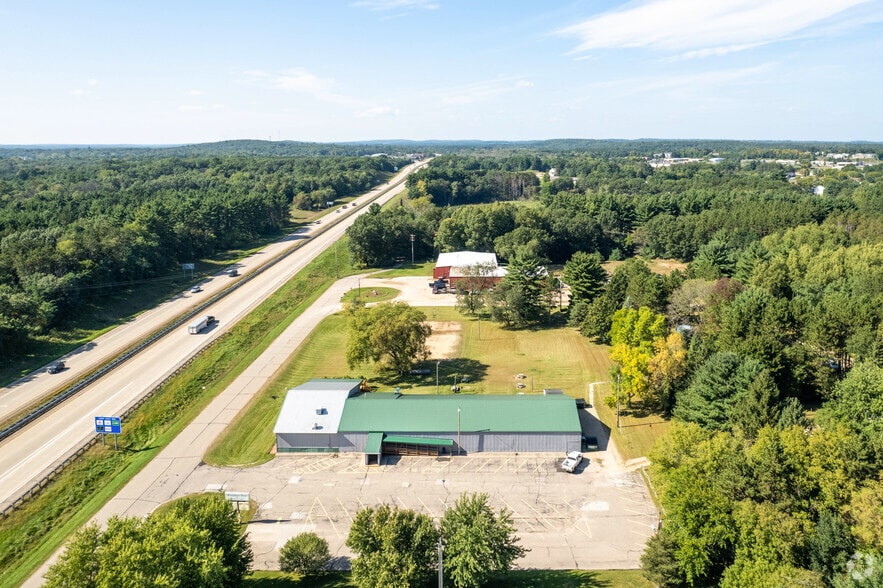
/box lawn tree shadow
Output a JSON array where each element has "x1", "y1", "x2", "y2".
[
  {"x1": 486, "y1": 569, "x2": 614, "y2": 587},
  {"x1": 620, "y1": 398, "x2": 663, "y2": 419},
  {"x1": 372, "y1": 358, "x2": 489, "y2": 390}
]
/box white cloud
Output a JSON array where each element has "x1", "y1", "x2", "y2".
[
  {"x1": 178, "y1": 104, "x2": 226, "y2": 112},
  {"x1": 440, "y1": 77, "x2": 535, "y2": 106},
  {"x1": 87, "y1": 79, "x2": 98, "y2": 87},
  {"x1": 187, "y1": 89, "x2": 204, "y2": 96},
  {"x1": 273, "y1": 68, "x2": 334, "y2": 94},
  {"x1": 350, "y1": 0, "x2": 439, "y2": 11},
  {"x1": 557, "y1": 0, "x2": 873, "y2": 56},
  {"x1": 356, "y1": 105, "x2": 400, "y2": 118},
  {"x1": 565, "y1": 64, "x2": 774, "y2": 109}
]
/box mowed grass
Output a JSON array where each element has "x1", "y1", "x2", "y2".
[
  {"x1": 207, "y1": 306, "x2": 615, "y2": 466},
  {"x1": 244, "y1": 569, "x2": 652, "y2": 587},
  {"x1": 590, "y1": 382, "x2": 671, "y2": 463}
]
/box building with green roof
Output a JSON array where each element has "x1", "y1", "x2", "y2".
[{"x1": 274, "y1": 379, "x2": 582, "y2": 463}]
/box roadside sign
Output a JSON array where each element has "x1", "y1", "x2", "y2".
[
  {"x1": 94, "y1": 416, "x2": 121, "y2": 434},
  {"x1": 224, "y1": 491, "x2": 250, "y2": 502},
  {"x1": 182, "y1": 263, "x2": 195, "y2": 270}
]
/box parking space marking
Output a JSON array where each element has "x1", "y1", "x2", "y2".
[
  {"x1": 500, "y1": 497, "x2": 539, "y2": 533},
  {"x1": 574, "y1": 517, "x2": 593, "y2": 539},
  {"x1": 316, "y1": 497, "x2": 342, "y2": 539},
  {"x1": 337, "y1": 498, "x2": 354, "y2": 524},
  {"x1": 519, "y1": 498, "x2": 556, "y2": 530},
  {"x1": 417, "y1": 497, "x2": 436, "y2": 518}
]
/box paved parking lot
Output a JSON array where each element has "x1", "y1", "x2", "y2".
[{"x1": 175, "y1": 448, "x2": 657, "y2": 572}]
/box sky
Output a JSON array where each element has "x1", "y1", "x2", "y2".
[{"x1": 2, "y1": 0, "x2": 882, "y2": 144}]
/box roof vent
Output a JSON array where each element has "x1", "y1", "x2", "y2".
[
  {"x1": 312, "y1": 422, "x2": 322, "y2": 430},
  {"x1": 315, "y1": 408, "x2": 327, "y2": 415}
]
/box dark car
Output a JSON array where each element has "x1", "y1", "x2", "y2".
[{"x1": 47, "y1": 361, "x2": 65, "y2": 374}]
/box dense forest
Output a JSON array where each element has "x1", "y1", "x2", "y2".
[
  {"x1": 346, "y1": 145, "x2": 883, "y2": 586},
  {"x1": 0, "y1": 151, "x2": 404, "y2": 354}
]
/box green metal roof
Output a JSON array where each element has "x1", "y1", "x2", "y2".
[
  {"x1": 339, "y1": 393, "x2": 580, "y2": 434},
  {"x1": 365, "y1": 432, "x2": 384, "y2": 454},
  {"x1": 383, "y1": 435, "x2": 453, "y2": 447}
]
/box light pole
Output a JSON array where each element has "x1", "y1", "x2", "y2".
[
  {"x1": 436, "y1": 360, "x2": 440, "y2": 394},
  {"x1": 410, "y1": 234, "x2": 415, "y2": 264},
  {"x1": 457, "y1": 407, "x2": 461, "y2": 455}
]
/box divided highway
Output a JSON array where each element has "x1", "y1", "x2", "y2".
[{"x1": 0, "y1": 160, "x2": 427, "y2": 513}]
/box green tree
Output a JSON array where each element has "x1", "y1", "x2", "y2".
[
  {"x1": 561, "y1": 251, "x2": 607, "y2": 304},
  {"x1": 44, "y1": 496, "x2": 251, "y2": 588},
  {"x1": 729, "y1": 369, "x2": 780, "y2": 439},
  {"x1": 440, "y1": 493, "x2": 527, "y2": 588},
  {"x1": 817, "y1": 362, "x2": 883, "y2": 460},
  {"x1": 346, "y1": 302, "x2": 431, "y2": 374},
  {"x1": 279, "y1": 532, "x2": 330, "y2": 576},
  {"x1": 488, "y1": 254, "x2": 545, "y2": 327},
  {"x1": 673, "y1": 351, "x2": 764, "y2": 431},
  {"x1": 608, "y1": 306, "x2": 667, "y2": 407},
  {"x1": 346, "y1": 504, "x2": 439, "y2": 588},
  {"x1": 847, "y1": 480, "x2": 883, "y2": 551},
  {"x1": 454, "y1": 262, "x2": 496, "y2": 316}
]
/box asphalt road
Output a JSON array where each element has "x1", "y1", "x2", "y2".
[{"x1": 0, "y1": 161, "x2": 427, "y2": 513}]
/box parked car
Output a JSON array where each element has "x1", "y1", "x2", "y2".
[
  {"x1": 190, "y1": 285, "x2": 202, "y2": 293},
  {"x1": 228, "y1": 269, "x2": 238, "y2": 277},
  {"x1": 582, "y1": 435, "x2": 599, "y2": 451},
  {"x1": 47, "y1": 361, "x2": 65, "y2": 374},
  {"x1": 561, "y1": 451, "x2": 583, "y2": 473}
]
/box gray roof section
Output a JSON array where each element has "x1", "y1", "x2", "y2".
[{"x1": 273, "y1": 379, "x2": 362, "y2": 435}]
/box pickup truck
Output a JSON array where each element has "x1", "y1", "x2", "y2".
[{"x1": 561, "y1": 451, "x2": 583, "y2": 473}]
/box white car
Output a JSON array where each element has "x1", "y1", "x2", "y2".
[{"x1": 561, "y1": 451, "x2": 583, "y2": 473}]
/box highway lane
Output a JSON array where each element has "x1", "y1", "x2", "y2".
[{"x1": 0, "y1": 160, "x2": 426, "y2": 511}]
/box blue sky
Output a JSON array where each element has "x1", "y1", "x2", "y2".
[{"x1": 2, "y1": 0, "x2": 882, "y2": 144}]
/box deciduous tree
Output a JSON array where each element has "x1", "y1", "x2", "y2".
[
  {"x1": 440, "y1": 493, "x2": 527, "y2": 588},
  {"x1": 346, "y1": 504, "x2": 439, "y2": 588},
  {"x1": 346, "y1": 302, "x2": 431, "y2": 374},
  {"x1": 279, "y1": 532, "x2": 330, "y2": 576}
]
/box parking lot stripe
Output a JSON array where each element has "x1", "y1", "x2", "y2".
[
  {"x1": 316, "y1": 497, "x2": 341, "y2": 539},
  {"x1": 519, "y1": 498, "x2": 555, "y2": 530},
  {"x1": 574, "y1": 517, "x2": 593, "y2": 539},
  {"x1": 337, "y1": 498, "x2": 353, "y2": 524}
]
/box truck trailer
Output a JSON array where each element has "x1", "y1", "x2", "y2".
[{"x1": 187, "y1": 315, "x2": 216, "y2": 334}]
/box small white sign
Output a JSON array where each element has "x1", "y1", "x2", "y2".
[{"x1": 224, "y1": 491, "x2": 250, "y2": 502}]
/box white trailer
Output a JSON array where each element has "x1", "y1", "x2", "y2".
[{"x1": 187, "y1": 315, "x2": 216, "y2": 334}]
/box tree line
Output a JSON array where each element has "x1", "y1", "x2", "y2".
[{"x1": 0, "y1": 154, "x2": 402, "y2": 355}]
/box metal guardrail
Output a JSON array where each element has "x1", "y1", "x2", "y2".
[{"x1": 0, "y1": 165, "x2": 416, "y2": 518}]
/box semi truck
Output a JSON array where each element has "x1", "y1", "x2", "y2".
[{"x1": 187, "y1": 315, "x2": 216, "y2": 334}]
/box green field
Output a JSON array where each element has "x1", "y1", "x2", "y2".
[
  {"x1": 244, "y1": 569, "x2": 653, "y2": 587},
  {"x1": 207, "y1": 305, "x2": 615, "y2": 466}
]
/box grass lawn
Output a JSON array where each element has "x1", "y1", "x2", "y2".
[
  {"x1": 207, "y1": 306, "x2": 615, "y2": 466},
  {"x1": 369, "y1": 261, "x2": 436, "y2": 278},
  {"x1": 590, "y1": 383, "x2": 671, "y2": 463},
  {"x1": 244, "y1": 569, "x2": 652, "y2": 587},
  {"x1": 602, "y1": 257, "x2": 686, "y2": 276},
  {"x1": 340, "y1": 287, "x2": 398, "y2": 304}
]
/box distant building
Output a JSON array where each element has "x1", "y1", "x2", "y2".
[{"x1": 433, "y1": 251, "x2": 507, "y2": 288}]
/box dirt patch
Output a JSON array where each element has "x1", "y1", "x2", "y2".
[{"x1": 426, "y1": 321, "x2": 461, "y2": 359}]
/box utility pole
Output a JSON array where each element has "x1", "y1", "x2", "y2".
[
  {"x1": 616, "y1": 373, "x2": 622, "y2": 435},
  {"x1": 437, "y1": 539, "x2": 444, "y2": 587},
  {"x1": 457, "y1": 407, "x2": 461, "y2": 455},
  {"x1": 436, "y1": 360, "x2": 440, "y2": 395},
  {"x1": 410, "y1": 233, "x2": 415, "y2": 264}
]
